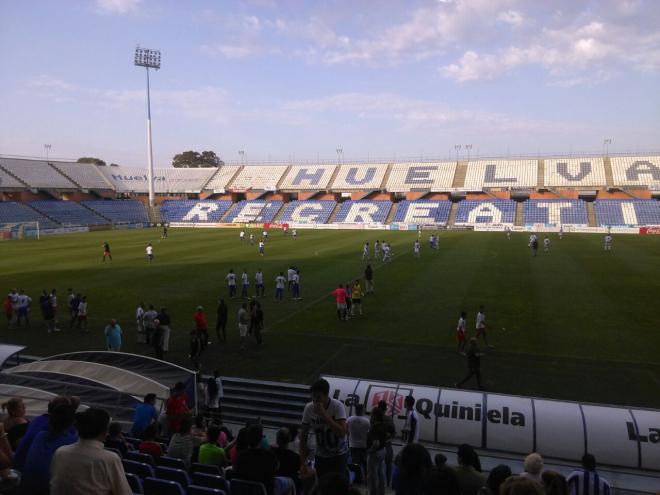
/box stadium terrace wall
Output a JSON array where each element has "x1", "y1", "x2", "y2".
[{"x1": 325, "y1": 376, "x2": 660, "y2": 471}]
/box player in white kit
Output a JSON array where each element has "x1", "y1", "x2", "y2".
[
  {"x1": 604, "y1": 234, "x2": 613, "y2": 251},
  {"x1": 543, "y1": 236, "x2": 551, "y2": 254},
  {"x1": 362, "y1": 243, "x2": 370, "y2": 261},
  {"x1": 413, "y1": 240, "x2": 421, "y2": 258}
]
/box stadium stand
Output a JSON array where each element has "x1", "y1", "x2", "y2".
[
  {"x1": 544, "y1": 158, "x2": 607, "y2": 187},
  {"x1": 610, "y1": 156, "x2": 660, "y2": 186},
  {"x1": 454, "y1": 200, "x2": 516, "y2": 225},
  {"x1": 594, "y1": 199, "x2": 660, "y2": 226},
  {"x1": 224, "y1": 200, "x2": 284, "y2": 223},
  {"x1": 28, "y1": 200, "x2": 108, "y2": 226},
  {"x1": 385, "y1": 162, "x2": 456, "y2": 192},
  {"x1": 330, "y1": 164, "x2": 388, "y2": 190},
  {"x1": 523, "y1": 199, "x2": 588, "y2": 226},
  {"x1": 0, "y1": 158, "x2": 77, "y2": 189},
  {"x1": 98, "y1": 167, "x2": 216, "y2": 193},
  {"x1": 463, "y1": 160, "x2": 537, "y2": 189},
  {"x1": 0, "y1": 167, "x2": 27, "y2": 189},
  {"x1": 392, "y1": 200, "x2": 452, "y2": 224},
  {"x1": 51, "y1": 162, "x2": 114, "y2": 189},
  {"x1": 203, "y1": 165, "x2": 242, "y2": 192},
  {"x1": 81, "y1": 200, "x2": 149, "y2": 224},
  {"x1": 278, "y1": 165, "x2": 336, "y2": 190},
  {"x1": 334, "y1": 200, "x2": 392, "y2": 223},
  {"x1": 228, "y1": 165, "x2": 288, "y2": 191},
  {"x1": 0, "y1": 201, "x2": 60, "y2": 229},
  {"x1": 160, "y1": 200, "x2": 233, "y2": 223},
  {"x1": 278, "y1": 200, "x2": 336, "y2": 224}
]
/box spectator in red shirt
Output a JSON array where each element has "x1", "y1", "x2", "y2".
[
  {"x1": 166, "y1": 382, "x2": 191, "y2": 436},
  {"x1": 138, "y1": 424, "x2": 163, "y2": 459},
  {"x1": 332, "y1": 284, "x2": 348, "y2": 321},
  {"x1": 193, "y1": 306, "x2": 210, "y2": 350}
]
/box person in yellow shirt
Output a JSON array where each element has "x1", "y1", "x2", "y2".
[{"x1": 351, "y1": 281, "x2": 363, "y2": 317}]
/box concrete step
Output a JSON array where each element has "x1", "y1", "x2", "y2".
[
  {"x1": 447, "y1": 202, "x2": 459, "y2": 226},
  {"x1": 451, "y1": 161, "x2": 468, "y2": 188},
  {"x1": 586, "y1": 201, "x2": 597, "y2": 227},
  {"x1": 515, "y1": 202, "x2": 524, "y2": 226},
  {"x1": 604, "y1": 157, "x2": 614, "y2": 188}
]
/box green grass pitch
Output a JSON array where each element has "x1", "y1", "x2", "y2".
[{"x1": 1, "y1": 227, "x2": 659, "y2": 409}]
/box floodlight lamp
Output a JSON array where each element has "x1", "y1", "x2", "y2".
[{"x1": 134, "y1": 47, "x2": 161, "y2": 70}]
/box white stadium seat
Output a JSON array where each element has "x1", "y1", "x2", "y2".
[
  {"x1": 544, "y1": 158, "x2": 607, "y2": 187},
  {"x1": 330, "y1": 164, "x2": 388, "y2": 190},
  {"x1": 385, "y1": 162, "x2": 456, "y2": 192},
  {"x1": 0, "y1": 167, "x2": 26, "y2": 189},
  {"x1": 99, "y1": 167, "x2": 215, "y2": 193},
  {"x1": 52, "y1": 162, "x2": 113, "y2": 189},
  {"x1": 279, "y1": 165, "x2": 337, "y2": 190},
  {"x1": 0, "y1": 158, "x2": 77, "y2": 189},
  {"x1": 228, "y1": 165, "x2": 288, "y2": 191},
  {"x1": 203, "y1": 165, "x2": 242, "y2": 191},
  {"x1": 610, "y1": 156, "x2": 660, "y2": 186},
  {"x1": 463, "y1": 160, "x2": 537, "y2": 189}
]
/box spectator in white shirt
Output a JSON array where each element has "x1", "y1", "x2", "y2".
[{"x1": 346, "y1": 404, "x2": 370, "y2": 483}]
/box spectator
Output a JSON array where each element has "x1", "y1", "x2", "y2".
[
  {"x1": 198, "y1": 426, "x2": 227, "y2": 467},
  {"x1": 216, "y1": 299, "x2": 228, "y2": 343},
  {"x1": 520, "y1": 452, "x2": 544, "y2": 484},
  {"x1": 395, "y1": 443, "x2": 432, "y2": 495},
  {"x1": 346, "y1": 404, "x2": 369, "y2": 483},
  {"x1": 455, "y1": 337, "x2": 485, "y2": 390},
  {"x1": 16, "y1": 289, "x2": 32, "y2": 327},
  {"x1": 271, "y1": 427, "x2": 301, "y2": 492},
  {"x1": 300, "y1": 378, "x2": 348, "y2": 480},
  {"x1": 376, "y1": 400, "x2": 396, "y2": 487},
  {"x1": 104, "y1": 319, "x2": 123, "y2": 351},
  {"x1": 143, "y1": 304, "x2": 158, "y2": 344},
  {"x1": 105, "y1": 422, "x2": 129, "y2": 457},
  {"x1": 135, "y1": 302, "x2": 146, "y2": 344},
  {"x1": 76, "y1": 295, "x2": 88, "y2": 332},
  {"x1": 236, "y1": 424, "x2": 293, "y2": 495},
  {"x1": 131, "y1": 393, "x2": 158, "y2": 438},
  {"x1": 434, "y1": 453, "x2": 448, "y2": 468},
  {"x1": 20, "y1": 403, "x2": 77, "y2": 495},
  {"x1": 542, "y1": 471, "x2": 569, "y2": 495},
  {"x1": 229, "y1": 427, "x2": 248, "y2": 468},
  {"x1": 191, "y1": 413, "x2": 208, "y2": 445},
  {"x1": 427, "y1": 466, "x2": 461, "y2": 495},
  {"x1": 39, "y1": 290, "x2": 56, "y2": 333},
  {"x1": 166, "y1": 382, "x2": 191, "y2": 436},
  {"x1": 367, "y1": 407, "x2": 388, "y2": 495},
  {"x1": 3, "y1": 294, "x2": 13, "y2": 328},
  {"x1": 364, "y1": 264, "x2": 374, "y2": 294},
  {"x1": 253, "y1": 301, "x2": 264, "y2": 345},
  {"x1": 501, "y1": 477, "x2": 545, "y2": 495},
  {"x1": 189, "y1": 328, "x2": 202, "y2": 370},
  {"x1": 453, "y1": 444, "x2": 485, "y2": 495},
  {"x1": 478, "y1": 464, "x2": 512, "y2": 495},
  {"x1": 152, "y1": 318, "x2": 164, "y2": 359},
  {"x1": 401, "y1": 395, "x2": 418, "y2": 444},
  {"x1": 0, "y1": 422, "x2": 19, "y2": 492},
  {"x1": 50, "y1": 408, "x2": 132, "y2": 495},
  {"x1": 13, "y1": 395, "x2": 80, "y2": 471},
  {"x1": 157, "y1": 307, "x2": 172, "y2": 354},
  {"x1": 167, "y1": 417, "x2": 195, "y2": 469},
  {"x1": 205, "y1": 369, "x2": 224, "y2": 422},
  {"x1": 566, "y1": 453, "x2": 611, "y2": 495},
  {"x1": 138, "y1": 424, "x2": 163, "y2": 459},
  {"x1": 194, "y1": 305, "x2": 211, "y2": 348},
  {"x1": 2, "y1": 397, "x2": 29, "y2": 451}
]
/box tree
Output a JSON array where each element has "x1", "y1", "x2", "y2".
[
  {"x1": 77, "y1": 157, "x2": 106, "y2": 166},
  {"x1": 172, "y1": 150, "x2": 223, "y2": 168}
]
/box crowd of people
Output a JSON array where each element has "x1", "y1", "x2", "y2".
[{"x1": 4, "y1": 288, "x2": 89, "y2": 334}]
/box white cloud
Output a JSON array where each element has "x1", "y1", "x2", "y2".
[
  {"x1": 497, "y1": 10, "x2": 525, "y2": 27},
  {"x1": 28, "y1": 75, "x2": 79, "y2": 91},
  {"x1": 201, "y1": 44, "x2": 258, "y2": 59},
  {"x1": 96, "y1": 0, "x2": 140, "y2": 15}
]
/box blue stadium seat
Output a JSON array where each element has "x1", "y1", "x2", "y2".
[
  {"x1": 126, "y1": 472, "x2": 143, "y2": 494},
  {"x1": 28, "y1": 200, "x2": 108, "y2": 226},
  {"x1": 191, "y1": 463, "x2": 223, "y2": 476},
  {"x1": 392, "y1": 200, "x2": 451, "y2": 224},
  {"x1": 594, "y1": 199, "x2": 660, "y2": 226},
  {"x1": 192, "y1": 473, "x2": 229, "y2": 492},
  {"x1": 124, "y1": 437, "x2": 142, "y2": 449},
  {"x1": 278, "y1": 200, "x2": 336, "y2": 224},
  {"x1": 81, "y1": 200, "x2": 148, "y2": 224},
  {"x1": 0, "y1": 201, "x2": 59, "y2": 229},
  {"x1": 522, "y1": 199, "x2": 588, "y2": 226},
  {"x1": 123, "y1": 459, "x2": 155, "y2": 479},
  {"x1": 157, "y1": 456, "x2": 188, "y2": 470},
  {"x1": 156, "y1": 466, "x2": 191, "y2": 488},
  {"x1": 187, "y1": 486, "x2": 226, "y2": 495},
  {"x1": 224, "y1": 200, "x2": 284, "y2": 223},
  {"x1": 334, "y1": 200, "x2": 392, "y2": 223},
  {"x1": 454, "y1": 200, "x2": 516, "y2": 225},
  {"x1": 144, "y1": 477, "x2": 185, "y2": 495},
  {"x1": 105, "y1": 446, "x2": 123, "y2": 458},
  {"x1": 230, "y1": 478, "x2": 268, "y2": 495},
  {"x1": 160, "y1": 200, "x2": 232, "y2": 223},
  {"x1": 125, "y1": 451, "x2": 155, "y2": 466}
]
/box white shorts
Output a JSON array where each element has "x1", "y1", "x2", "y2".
[{"x1": 239, "y1": 324, "x2": 248, "y2": 337}]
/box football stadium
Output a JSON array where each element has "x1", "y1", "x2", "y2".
[{"x1": 1, "y1": 1, "x2": 660, "y2": 494}]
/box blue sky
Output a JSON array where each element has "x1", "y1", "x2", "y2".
[{"x1": 1, "y1": 0, "x2": 659, "y2": 167}]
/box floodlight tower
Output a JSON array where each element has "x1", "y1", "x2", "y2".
[{"x1": 134, "y1": 46, "x2": 161, "y2": 207}]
